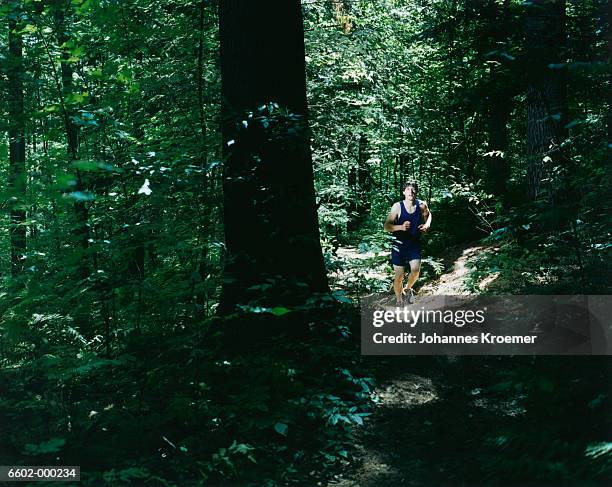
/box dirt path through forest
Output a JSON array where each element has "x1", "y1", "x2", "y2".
[
  {"x1": 326, "y1": 353, "x2": 528, "y2": 487},
  {"x1": 330, "y1": 242, "x2": 502, "y2": 297},
  {"x1": 326, "y1": 243, "x2": 608, "y2": 486},
  {"x1": 326, "y1": 243, "x2": 514, "y2": 486}
]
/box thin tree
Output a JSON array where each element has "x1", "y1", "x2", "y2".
[
  {"x1": 483, "y1": 0, "x2": 513, "y2": 203},
  {"x1": 55, "y1": 6, "x2": 90, "y2": 277},
  {"x1": 7, "y1": 4, "x2": 26, "y2": 277},
  {"x1": 347, "y1": 134, "x2": 370, "y2": 232}
]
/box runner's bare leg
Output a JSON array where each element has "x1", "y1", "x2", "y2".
[
  {"x1": 404, "y1": 259, "x2": 421, "y2": 292},
  {"x1": 393, "y1": 265, "x2": 405, "y2": 303}
]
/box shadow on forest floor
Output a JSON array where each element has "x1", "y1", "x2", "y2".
[
  {"x1": 328, "y1": 355, "x2": 610, "y2": 487},
  {"x1": 327, "y1": 358, "x2": 517, "y2": 486}
]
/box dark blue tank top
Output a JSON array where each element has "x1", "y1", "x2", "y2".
[{"x1": 394, "y1": 199, "x2": 422, "y2": 243}]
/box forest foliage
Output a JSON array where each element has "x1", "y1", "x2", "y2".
[{"x1": 0, "y1": 0, "x2": 610, "y2": 485}]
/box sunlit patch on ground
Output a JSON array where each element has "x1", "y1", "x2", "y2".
[
  {"x1": 419, "y1": 245, "x2": 487, "y2": 295},
  {"x1": 478, "y1": 271, "x2": 500, "y2": 291},
  {"x1": 373, "y1": 374, "x2": 438, "y2": 409},
  {"x1": 328, "y1": 373, "x2": 438, "y2": 487},
  {"x1": 470, "y1": 387, "x2": 527, "y2": 417},
  {"x1": 328, "y1": 449, "x2": 399, "y2": 487}
]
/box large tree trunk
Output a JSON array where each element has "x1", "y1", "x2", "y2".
[
  {"x1": 218, "y1": 0, "x2": 328, "y2": 312},
  {"x1": 8, "y1": 6, "x2": 27, "y2": 278},
  {"x1": 525, "y1": 0, "x2": 567, "y2": 200}
]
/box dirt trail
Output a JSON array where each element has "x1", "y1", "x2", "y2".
[
  {"x1": 326, "y1": 243, "x2": 513, "y2": 487},
  {"x1": 326, "y1": 352, "x2": 530, "y2": 487},
  {"x1": 325, "y1": 243, "x2": 608, "y2": 487},
  {"x1": 418, "y1": 245, "x2": 498, "y2": 295},
  {"x1": 331, "y1": 242, "x2": 501, "y2": 297},
  {"x1": 327, "y1": 372, "x2": 442, "y2": 487}
]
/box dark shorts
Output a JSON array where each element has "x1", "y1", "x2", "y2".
[{"x1": 391, "y1": 240, "x2": 421, "y2": 267}]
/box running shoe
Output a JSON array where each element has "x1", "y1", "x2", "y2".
[{"x1": 406, "y1": 288, "x2": 416, "y2": 304}]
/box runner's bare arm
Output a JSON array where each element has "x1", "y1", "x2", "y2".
[
  {"x1": 383, "y1": 202, "x2": 404, "y2": 232},
  {"x1": 418, "y1": 201, "x2": 432, "y2": 232}
]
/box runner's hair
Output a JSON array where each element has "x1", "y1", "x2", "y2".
[{"x1": 402, "y1": 180, "x2": 418, "y2": 193}]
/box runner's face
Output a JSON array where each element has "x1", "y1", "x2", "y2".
[{"x1": 404, "y1": 185, "x2": 416, "y2": 200}]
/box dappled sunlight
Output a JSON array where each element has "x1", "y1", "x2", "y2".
[
  {"x1": 373, "y1": 374, "x2": 438, "y2": 409},
  {"x1": 336, "y1": 247, "x2": 390, "y2": 261},
  {"x1": 419, "y1": 245, "x2": 489, "y2": 296},
  {"x1": 478, "y1": 271, "x2": 500, "y2": 291},
  {"x1": 329, "y1": 373, "x2": 439, "y2": 487},
  {"x1": 329, "y1": 242, "x2": 512, "y2": 300},
  {"x1": 328, "y1": 449, "x2": 399, "y2": 487},
  {"x1": 329, "y1": 245, "x2": 393, "y2": 294}
]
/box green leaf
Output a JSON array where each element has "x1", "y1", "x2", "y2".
[
  {"x1": 585, "y1": 442, "x2": 612, "y2": 459},
  {"x1": 72, "y1": 160, "x2": 120, "y2": 173},
  {"x1": 564, "y1": 119, "x2": 584, "y2": 129},
  {"x1": 56, "y1": 174, "x2": 77, "y2": 189},
  {"x1": 116, "y1": 66, "x2": 133, "y2": 84},
  {"x1": 40, "y1": 104, "x2": 60, "y2": 114},
  {"x1": 24, "y1": 438, "x2": 66, "y2": 455},
  {"x1": 68, "y1": 191, "x2": 96, "y2": 201},
  {"x1": 270, "y1": 307, "x2": 291, "y2": 316},
  {"x1": 66, "y1": 92, "x2": 89, "y2": 104},
  {"x1": 332, "y1": 291, "x2": 352, "y2": 303},
  {"x1": 274, "y1": 422, "x2": 288, "y2": 436}
]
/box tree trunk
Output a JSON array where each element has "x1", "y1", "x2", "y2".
[
  {"x1": 446, "y1": 0, "x2": 457, "y2": 181},
  {"x1": 393, "y1": 157, "x2": 398, "y2": 196},
  {"x1": 486, "y1": 0, "x2": 515, "y2": 202},
  {"x1": 525, "y1": 0, "x2": 567, "y2": 200},
  {"x1": 54, "y1": 7, "x2": 90, "y2": 277},
  {"x1": 605, "y1": 0, "x2": 611, "y2": 161},
  {"x1": 357, "y1": 134, "x2": 371, "y2": 202},
  {"x1": 194, "y1": 0, "x2": 210, "y2": 316},
  {"x1": 348, "y1": 134, "x2": 370, "y2": 232},
  {"x1": 486, "y1": 95, "x2": 512, "y2": 196},
  {"x1": 196, "y1": 0, "x2": 207, "y2": 147},
  {"x1": 218, "y1": 0, "x2": 328, "y2": 312},
  {"x1": 8, "y1": 6, "x2": 27, "y2": 278},
  {"x1": 347, "y1": 163, "x2": 357, "y2": 232}
]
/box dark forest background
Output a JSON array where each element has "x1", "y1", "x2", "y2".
[{"x1": 0, "y1": 0, "x2": 610, "y2": 485}]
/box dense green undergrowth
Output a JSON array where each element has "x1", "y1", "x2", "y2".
[{"x1": 0, "y1": 301, "x2": 374, "y2": 486}]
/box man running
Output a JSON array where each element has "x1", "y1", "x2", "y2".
[{"x1": 383, "y1": 181, "x2": 432, "y2": 305}]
